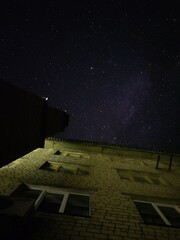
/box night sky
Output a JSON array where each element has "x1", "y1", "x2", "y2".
[{"x1": 0, "y1": 1, "x2": 179, "y2": 153}]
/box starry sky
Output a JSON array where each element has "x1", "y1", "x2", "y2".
[{"x1": 0, "y1": 1, "x2": 179, "y2": 153}]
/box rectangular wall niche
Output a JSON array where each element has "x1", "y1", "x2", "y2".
[
  {"x1": 116, "y1": 169, "x2": 168, "y2": 185},
  {"x1": 39, "y1": 161, "x2": 90, "y2": 176},
  {"x1": 11, "y1": 183, "x2": 90, "y2": 217},
  {"x1": 134, "y1": 200, "x2": 180, "y2": 227}
]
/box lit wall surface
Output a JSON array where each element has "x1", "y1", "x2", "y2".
[{"x1": 0, "y1": 139, "x2": 180, "y2": 239}]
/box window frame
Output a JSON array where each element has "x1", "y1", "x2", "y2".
[
  {"x1": 134, "y1": 200, "x2": 180, "y2": 227},
  {"x1": 11, "y1": 183, "x2": 91, "y2": 217}
]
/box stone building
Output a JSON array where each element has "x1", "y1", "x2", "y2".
[{"x1": 0, "y1": 138, "x2": 180, "y2": 239}]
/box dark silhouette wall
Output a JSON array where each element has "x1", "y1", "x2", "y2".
[
  {"x1": 0, "y1": 80, "x2": 68, "y2": 167},
  {"x1": 46, "y1": 106, "x2": 68, "y2": 137}
]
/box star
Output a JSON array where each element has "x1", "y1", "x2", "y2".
[{"x1": 1, "y1": 1, "x2": 179, "y2": 153}]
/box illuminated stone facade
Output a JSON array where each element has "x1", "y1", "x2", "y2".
[{"x1": 0, "y1": 139, "x2": 180, "y2": 239}]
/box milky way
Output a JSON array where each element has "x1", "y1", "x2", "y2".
[{"x1": 0, "y1": 1, "x2": 179, "y2": 153}]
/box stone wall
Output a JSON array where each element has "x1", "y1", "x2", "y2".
[{"x1": 0, "y1": 140, "x2": 180, "y2": 239}]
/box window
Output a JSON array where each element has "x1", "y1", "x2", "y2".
[
  {"x1": 11, "y1": 184, "x2": 90, "y2": 217},
  {"x1": 40, "y1": 161, "x2": 90, "y2": 176},
  {"x1": 117, "y1": 169, "x2": 168, "y2": 185},
  {"x1": 134, "y1": 200, "x2": 180, "y2": 227}
]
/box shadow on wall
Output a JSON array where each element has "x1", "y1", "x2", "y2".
[{"x1": 0, "y1": 80, "x2": 69, "y2": 167}]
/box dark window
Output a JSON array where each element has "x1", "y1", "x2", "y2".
[
  {"x1": 11, "y1": 184, "x2": 90, "y2": 217},
  {"x1": 11, "y1": 184, "x2": 42, "y2": 202},
  {"x1": 13, "y1": 188, "x2": 41, "y2": 200},
  {"x1": 134, "y1": 201, "x2": 165, "y2": 225},
  {"x1": 38, "y1": 193, "x2": 64, "y2": 213},
  {"x1": 64, "y1": 194, "x2": 90, "y2": 217},
  {"x1": 158, "y1": 206, "x2": 180, "y2": 227},
  {"x1": 134, "y1": 201, "x2": 180, "y2": 227}
]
